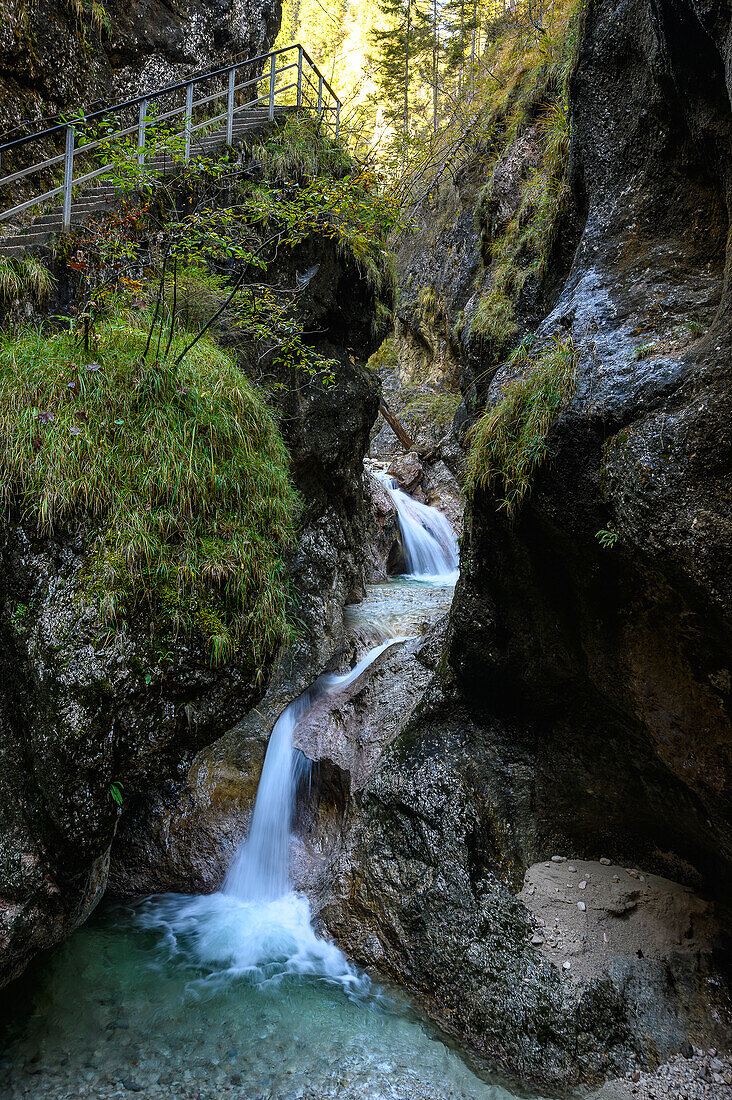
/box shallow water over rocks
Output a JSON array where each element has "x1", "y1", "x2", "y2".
[{"x1": 0, "y1": 890, "x2": 551, "y2": 1100}]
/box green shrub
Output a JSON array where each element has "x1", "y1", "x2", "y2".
[
  {"x1": 468, "y1": 0, "x2": 580, "y2": 347},
  {"x1": 466, "y1": 334, "x2": 576, "y2": 516},
  {"x1": 0, "y1": 315, "x2": 298, "y2": 665}
]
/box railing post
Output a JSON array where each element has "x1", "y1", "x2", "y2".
[
  {"x1": 335, "y1": 101, "x2": 341, "y2": 140},
  {"x1": 297, "y1": 46, "x2": 303, "y2": 108},
  {"x1": 62, "y1": 123, "x2": 75, "y2": 233},
  {"x1": 137, "y1": 98, "x2": 148, "y2": 166},
  {"x1": 317, "y1": 74, "x2": 323, "y2": 117},
  {"x1": 269, "y1": 54, "x2": 276, "y2": 122},
  {"x1": 227, "y1": 68, "x2": 236, "y2": 145},
  {"x1": 184, "y1": 82, "x2": 193, "y2": 162}
]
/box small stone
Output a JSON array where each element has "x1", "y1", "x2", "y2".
[
  {"x1": 680, "y1": 1041, "x2": 694, "y2": 1059},
  {"x1": 626, "y1": 868, "x2": 639, "y2": 879},
  {"x1": 568, "y1": 866, "x2": 577, "y2": 872},
  {"x1": 531, "y1": 933, "x2": 544, "y2": 945},
  {"x1": 551, "y1": 856, "x2": 567, "y2": 863},
  {"x1": 577, "y1": 901, "x2": 586, "y2": 911},
  {"x1": 122, "y1": 1082, "x2": 143, "y2": 1093},
  {"x1": 612, "y1": 875, "x2": 620, "y2": 882},
  {"x1": 600, "y1": 857, "x2": 611, "y2": 865},
  {"x1": 711, "y1": 1057, "x2": 724, "y2": 1072},
  {"x1": 631, "y1": 1071, "x2": 641, "y2": 1083},
  {"x1": 579, "y1": 881, "x2": 587, "y2": 889},
  {"x1": 562, "y1": 960, "x2": 571, "y2": 970}
]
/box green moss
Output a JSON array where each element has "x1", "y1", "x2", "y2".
[
  {"x1": 367, "y1": 335, "x2": 398, "y2": 373},
  {"x1": 466, "y1": 334, "x2": 577, "y2": 517},
  {"x1": 404, "y1": 391, "x2": 461, "y2": 435},
  {"x1": 0, "y1": 316, "x2": 298, "y2": 665}
]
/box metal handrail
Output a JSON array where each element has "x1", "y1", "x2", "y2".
[{"x1": 0, "y1": 43, "x2": 342, "y2": 233}]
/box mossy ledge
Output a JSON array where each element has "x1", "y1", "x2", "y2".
[{"x1": 0, "y1": 316, "x2": 299, "y2": 666}]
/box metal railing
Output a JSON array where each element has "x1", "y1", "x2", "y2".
[{"x1": 0, "y1": 44, "x2": 341, "y2": 233}]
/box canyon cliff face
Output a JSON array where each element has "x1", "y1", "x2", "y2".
[
  {"x1": 322, "y1": 0, "x2": 732, "y2": 1087},
  {"x1": 0, "y1": 232, "x2": 382, "y2": 986},
  {"x1": 0, "y1": 0, "x2": 280, "y2": 139}
]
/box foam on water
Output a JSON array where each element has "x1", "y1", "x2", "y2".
[{"x1": 135, "y1": 890, "x2": 368, "y2": 996}]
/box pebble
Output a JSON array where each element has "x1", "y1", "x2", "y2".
[
  {"x1": 577, "y1": 901, "x2": 586, "y2": 911},
  {"x1": 568, "y1": 866, "x2": 577, "y2": 872},
  {"x1": 562, "y1": 960, "x2": 571, "y2": 970},
  {"x1": 613, "y1": 874, "x2": 620, "y2": 882},
  {"x1": 531, "y1": 933, "x2": 544, "y2": 945},
  {"x1": 551, "y1": 856, "x2": 567, "y2": 863},
  {"x1": 600, "y1": 857, "x2": 611, "y2": 865},
  {"x1": 579, "y1": 881, "x2": 587, "y2": 889},
  {"x1": 605, "y1": 1048, "x2": 732, "y2": 1099}
]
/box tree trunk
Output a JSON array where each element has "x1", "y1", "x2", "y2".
[{"x1": 379, "y1": 400, "x2": 416, "y2": 452}]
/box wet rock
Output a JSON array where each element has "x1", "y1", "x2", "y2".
[
  {"x1": 362, "y1": 469, "x2": 404, "y2": 581},
  {"x1": 387, "y1": 452, "x2": 424, "y2": 495}
]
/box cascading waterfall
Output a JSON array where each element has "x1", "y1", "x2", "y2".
[
  {"x1": 0, "y1": 483, "x2": 531, "y2": 1100},
  {"x1": 223, "y1": 638, "x2": 398, "y2": 903},
  {"x1": 377, "y1": 472, "x2": 459, "y2": 581}
]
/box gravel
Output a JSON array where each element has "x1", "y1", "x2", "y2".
[{"x1": 594, "y1": 1049, "x2": 732, "y2": 1100}]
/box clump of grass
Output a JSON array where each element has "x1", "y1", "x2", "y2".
[
  {"x1": 466, "y1": 334, "x2": 576, "y2": 516},
  {"x1": 0, "y1": 315, "x2": 298, "y2": 665},
  {"x1": 164, "y1": 265, "x2": 229, "y2": 333},
  {"x1": 252, "y1": 113, "x2": 352, "y2": 182},
  {"x1": 0, "y1": 256, "x2": 54, "y2": 304}
]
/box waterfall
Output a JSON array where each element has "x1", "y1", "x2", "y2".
[
  {"x1": 223, "y1": 639, "x2": 398, "y2": 903},
  {"x1": 378, "y1": 473, "x2": 459, "y2": 581}
]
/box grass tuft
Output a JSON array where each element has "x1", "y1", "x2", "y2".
[
  {"x1": 252, "y1": 113, "x2": 353, "y2": 182},
  {"x1": 0, "y1": 256, "x2": 54, "y2": 304},
  {"x1": 0, "y1": 315, "x2": 298, "y2": 665},
  {"x1": 466, "y1": 334, "x2": 576, "y2": 516}
]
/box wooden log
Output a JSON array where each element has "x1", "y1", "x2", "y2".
[{"x1": 379, "y1": 399, "x2": 415, "y2": 452}]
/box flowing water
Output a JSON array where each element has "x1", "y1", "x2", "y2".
[{"x1": 0, "y1": 486, "x2": 554, "y2": 1100}]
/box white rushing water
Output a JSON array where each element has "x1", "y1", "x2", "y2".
[
  {"x1": 377, "y1": 472, "x2": 459, "y2": 582},
  {"x1": 223, "y1": 638, "x2": 399, "y2": 904}
]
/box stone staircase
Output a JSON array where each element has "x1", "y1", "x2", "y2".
[{"x1": 0, "y1": 108, "x2": 286, "y2": 258}]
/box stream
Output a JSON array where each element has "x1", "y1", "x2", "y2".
[{"x1": 0, "y1": 481, "x2": 555, "y2": 1100}]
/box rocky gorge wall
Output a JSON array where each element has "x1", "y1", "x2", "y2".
[
  {"x1": 0, "y1": 0, "x2": 280, "y2": 140},
  {"x1": 320, "y1": 0, "x2": 732, "y2": 1089}
]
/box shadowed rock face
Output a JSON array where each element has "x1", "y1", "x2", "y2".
[
  {"x1": 0, "y1": 0, "x2": 281, "y2": 137},
  {"x1": 450, "y1": 0, "x2": 732, "y2": 895},
  {"x1": 321, "y1": 0, "x2": 732, "y2": 1087}
]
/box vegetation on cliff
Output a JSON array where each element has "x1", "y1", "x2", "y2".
[
  {"x1": 0, "y1": 318, "x2": 298, "y2": 666},
  {"x1": 0, "y1": 116, "x2": 398, "y2": 665},
  {"x1": 467, "y1": 0, "x2": 580, "y2": 346},
  {"x1": 465, "y1": 333, "x2": 576, "y2": 513}
]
